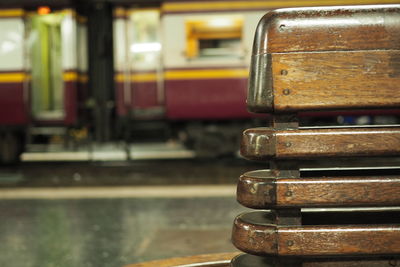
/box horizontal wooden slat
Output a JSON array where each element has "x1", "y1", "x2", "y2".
[
  {"x1": 231, "y1": 253, "x2": 400, "y2": 267},
  {"x1": 279, "y1": 225, "x2": 400, "y2": 256},
  {"x1": 276, "y1": 127, "x2": 400, "y2": 158},
  {"x1": 241, "y1": 127, "x2": 400, "y2": 160},
  {"x1": 124, "y1": 252, "x2": 238, "y2": 267},
  {"x1": 248, "y1": 5, "x2": 400, "y2": 113},
  {"x1": 272, "y1": 50, "x2": 400, "y2": 112},
  {"x1": 255, "y1": 5, "x2": 400, "y2": 54},
  {"x1": 237, "y1": 171, "x2": 400, "y2": 208},
  {"x1": 232, "y1": 211, "x2": 400, "y2": 257},
  {"x1": 277, "y1": 176, "x2": 400, "y2": 207},
  {"x1": 237, "y1": 170, "x2": 277, "y2": 209},
  {"x1": 232, "y1": 211, "x2": 278, "y2": 255}
]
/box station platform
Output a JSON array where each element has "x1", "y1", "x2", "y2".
[{"x1": 21, "y1": 142, "x2": 196, "y2": 162}]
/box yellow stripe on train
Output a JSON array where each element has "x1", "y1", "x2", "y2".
[
  {"x1": 115, "y1": 69, "x2": 249, "y2": 82},
  {"x1": 164, "y1": 69, "x2": 248, "y2": 80},
  {"x1": 63, "y1": 71, "x2": 88, "y2": 83},
  {"x1": 0, "y1": 9, "x2": 24, "y2": 17},
  {"x1": 0, "y1": 73, "x2": 27, "y2": 83},
  {"x1": 0, "y1": 71, "x2": 87, "y2": 83}
]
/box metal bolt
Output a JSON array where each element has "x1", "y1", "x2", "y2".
[
  {"x1": 250, "y1": 184, "x2": 258, "y2": 194},
  {"x1": 280, "y1": 69, "x2": 288, "y2": 75},
  {"x1": 285, "y1": 142, "x2": 292, "y2": 148},
  {"x1": 287, "y1": 240, "x2": 294, "y2": 246},
  {"x1": 283, "y1": 88, "x2": 290, "y2": 95},
  {"x1": 285, "y1": 191, "x2": 292, "y2": 197},
  {"x1": 279, "y1": 24, "x2": 286, "y2": 32}
]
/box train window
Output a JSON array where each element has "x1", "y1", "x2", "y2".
[
  {"x1": 185, "y1": 16, "x2": 243, "y2": 59},
  {"x1": 128, "y1": 9, "x2": 161, "y2": 69}
]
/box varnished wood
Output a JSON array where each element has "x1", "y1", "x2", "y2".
[
  {"x1": 237, "y1": 170, "x2": 277, "y2": 209},
  {"x1": 247, "y1": 5, "x2": 400, "y2": 113},
  {"x1": 257, "y1": 5, "x2": 400, "y2": 54},
  {"x1": 237, "y1": 170, "x2": 400, "y2": 208},
  {"x1": 237, "y1": 4, "x2": 400, "y2": 264},
  {"x1": 231, "y1": 253, "x2": 400, "y2": 267},
  {"x1": 276, "y1": 127, "x2": 400, "y2": 158},
  {"x1": 272, "y1": 50, "x2": 400, "y2": 112},
  {"x1": 124, "y1": 252, "x2": 239, "y2": 267},
  {"x1": 232, "y1": 211, "x2": 400, "y2": 257},
  {"x1": 276, "y1": 176, "x2": 400, "y2": 208},
  {"x1": 278, "y1": 225, "x2": 400, "y2": 256},
  {"x1": 232, "y1": 212, "x2": 278, "y2": 256},
  {"x1": 241, "y1": 127, "x2": 400, "y2": 160},
  {"x1": 240, "y1": 128, "x2": 275, "y2": 160}
]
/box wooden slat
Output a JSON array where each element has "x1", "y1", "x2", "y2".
[
  {"x1": 258, "y1": 5, "x2": 400, "y2": 54},
  {"x1": 240, "y1": 128, "x2": 276, "y2": 160},
  {"x1": 272, "y1": 50, "x2": 400, "y2": 112},
  {"x1": 279, "y1": 225, "x2": 400, "y2": 256},
  {"x1": 231, "y1": 253, "x2": 400, "y2": 267},
  {"x1": 237, "y1": 170, "x2": 277, "y2": 209},
  {"x1": 123, "y1": 252, "x2": 238, "y2": 267},
  {"x1": 232, "y1": 211, "x2": 400, "y2": 257},
  {"x1": 276, "y1": 127, "x2": 400, "y2": 158},
  {"x1": 232, "y1": 212, "x2": 278, "y2": 255},
  {"x1": 277, "y1": 176, "x2": 400, "y2": 207},
  {"x1": 237, "y1": 171, "x2": 400, "y2": 208},
  {"x1": 241, "y1": 127, "x2": 400, "y2": 160},
  {"x1": 248, "y1": 5, "x2": 400, "y2": 113}
]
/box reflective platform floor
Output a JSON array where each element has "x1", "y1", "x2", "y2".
[
  {"x1": 0, "y1": 159, "x2": 260, "y2": 267},
  {"x1": 0, "y1": 189, "x2": 248, "y2": 267}
]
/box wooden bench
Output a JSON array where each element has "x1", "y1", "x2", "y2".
[
  {"x1": 231, "y1": 4, "x2": 400, "y2": 266},
  {"x1": 124, "y1": 252, "x2": 239, "y2": 267}
]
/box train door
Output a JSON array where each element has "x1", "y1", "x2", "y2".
[
  {"x1": 113, "y1": 7, "x2": 164, "y2": 121},
  {"x1": 27, "y1": 8, "x2": 81, "y2": 126},
  {"x1": 29, "y1": 11, "x2": 64, "y2": 121}
]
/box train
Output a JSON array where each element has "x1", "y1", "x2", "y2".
[{"x1": 0, "y1": 0, "x2": 398, "y2": 163}]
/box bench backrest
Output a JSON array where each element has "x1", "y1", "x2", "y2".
[{"x1": 248, "y1": 5, "x2": 400, "y2": 113}]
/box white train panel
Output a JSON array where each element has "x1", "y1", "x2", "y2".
[{"x1": 0, "y1": 17, "x2": 24, "y2": 71}]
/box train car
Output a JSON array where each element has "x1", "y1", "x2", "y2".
[
  {"x1": 0, "y1": 0, "x2": 399, "y2": 162},
  {"x1": 0, "y1": 9, "x2": 27, "y2": 163},
  {"x1": 112, "y1": 0, "x2": 400, "y2": 157},
  {"x1": 113, "y1": 1, "x2": 268, "y2": 156},
  {"x1": 0, "y1": 6, "x2": 88, "y2": 163}
]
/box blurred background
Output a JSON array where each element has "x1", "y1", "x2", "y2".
[{"x1": 0, "y1": 0, "x2": 399, "y2": 266}]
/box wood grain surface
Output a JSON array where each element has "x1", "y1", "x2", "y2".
[
  {"x1": 232, "y1": 212, "x2": 400, "y2": 257},
  {"x1": 275, "y1": 127, "x2": 400, "y2": 158},
  {"x1": 276, "y1": 176, "x2": 400, "y2": 207},
  {"x1": 241, "y1": 127, "x2": 400, "y2": 159},
  {"x1": 272, "y1": 50, "x2": 400, "y2": 112},
  {"x1": 231, "y1": 253, "x2": 400, "y2": 267},
  {"x1": 237, "y1": 174, "x2": 400, "y2": 208},
  {"x1": 236, "y1": 171, "x2": 277, "y2": 209},
  {"x1": 240, "y1": 128, "x2": 275, "y2": 160},
  {"x1": 232, "y1": 212, "x2": 278, "y2": 256},
  {"x1": 123, "y1": 252, "x2": 239, "y2": 267},
  {"x1": 278, "y1": 225, "x2": 400, "y2": 256},
  {"x1": 248, "y1": 5, "x2": 400, "y2": 113},
  {"x1": 259, "y1": 5, "x2": 400, "y2": 54}
]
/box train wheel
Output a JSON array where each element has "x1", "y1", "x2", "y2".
[{"x1": 0, "y1": 132, "x2": 20, "y2": 164}]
